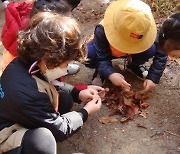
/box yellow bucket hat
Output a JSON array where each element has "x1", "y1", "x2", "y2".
[{"x1": 103, "y1": 0, "x2": 157, "y2": 54}]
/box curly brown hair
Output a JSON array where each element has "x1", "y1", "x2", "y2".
[{"x1": 17, "y1": 11, "x2": 86, "y2": 67}]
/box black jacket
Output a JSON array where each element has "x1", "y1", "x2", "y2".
[{"x1": 0, "y1": 58, "x2": 88, "y2": 142}]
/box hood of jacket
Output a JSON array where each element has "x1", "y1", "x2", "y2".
[{"x1": 1, "y1": 2, "x2": 33, "y2": 57}]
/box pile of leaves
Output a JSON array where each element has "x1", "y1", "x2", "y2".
[{"x1": 98, "y1": 87, "x2": 149, "y2": 124}]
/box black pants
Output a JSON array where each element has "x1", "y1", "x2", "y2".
[
  {"x1": 5, "y1": 91, "x2": 74, "y2": 154},
  {"x1": 58, "y1": 91, "x2": 74, "y2": 114}
]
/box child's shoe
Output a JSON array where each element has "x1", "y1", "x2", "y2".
[
  {"x1": 67, "y1": 63, "x2": 80, "y2": 75},
  {"x1": 126, "y1": 62, "x2": 148, "y2": 80},
  {"x1": 92, "y1": 70, "x2": 105, "y2": 86},
  {"x1": 101, "y1": 0, "x2": 110, "y2": 4},
  {"x1": 3, "y1": 0, "x2": 9, "y2": 8}
]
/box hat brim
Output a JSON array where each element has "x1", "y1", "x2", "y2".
[{"x1": 103, "y1": 0, "x2": 157, "y2": 54}]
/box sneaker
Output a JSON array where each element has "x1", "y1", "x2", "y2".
[
  {"x1": 3, "y1": 0, "x2": 9, "y2": 8},
  {"x1": 126, "y1": 62, "x2": 148, "y2": 80},
  {"x1": 100, "y1": 0, "x2": 110, "y2": 4},
  {"x1": 92, "y1": 70, "x2": 105, "y2": 86},
  {"x1": 67, "y1": 63, "x2": 80, "y2": 75}
]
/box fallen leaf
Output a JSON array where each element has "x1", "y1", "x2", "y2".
[
  {"x1": 123, "y1": 90, "x2": 135, "y2": 99},
  {"x1": 168, "y1": 56, "x2": 176, "y2": 61},
  {"x1": 141, "y1": 94, "x2": 149, "y2": 99},
  {"x1": 102, "y1": 87, "x2": 150, "y2": 121},
  {"x1": 120, "y1": 117, "x2": 129, "y2": 123},
  {"x1": 133, "y1": 104, "x2": 140, "y2": 115},
  {"x1": 98, "y1": 116, "x2": 118, "y2": 124},
  {"x1": 139, "y1": 111, "x2": 148, "y2": 119},
  {"x1": 127, "y1": 107, "x2": 136, "y2": 119},
  {"x1": 123, "y1": 97, "x2": 133, "y2": 106},
  {"x1": 140, "y1": 102, "x2": 149, "y2": 108},
  {"x1": 169, "y1": 57, "x2": 180, "y2": 65},
  {"x1": 98, "y1": 88, "x2": 109, "y2": 101},
  {"x1": 134, "y1": 92, "x2": 142, "y2": 99},
  {"x1": 175, "y1": 58, "x2": 180, "y2": 65}
]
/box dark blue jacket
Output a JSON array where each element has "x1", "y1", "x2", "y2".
[{"x1": 91, "y1": 25, "x2": 167, "y2": 84}]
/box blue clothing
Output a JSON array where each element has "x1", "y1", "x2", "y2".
[{"x1": 86, "y1": 25, "x2": 168, "y2": 84}]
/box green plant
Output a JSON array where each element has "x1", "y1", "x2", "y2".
[{"x1": 144, "y1": 0, "x2": 179, "y2": 17}]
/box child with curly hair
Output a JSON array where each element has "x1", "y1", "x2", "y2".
[{"x1": 0, "y1": 11, "x2": 102, "y2": 154}]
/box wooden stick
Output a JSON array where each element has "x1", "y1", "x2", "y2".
[{"x1": 164, "y1": 130, "x2": 180, "y2": 137}]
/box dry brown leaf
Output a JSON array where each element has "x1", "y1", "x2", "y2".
[
  {"x1": 141, "y1": 94, "x2": 149, "y2": 99},
  {"x1": 133, "y1": 104, "x2": 140, "y2": 115},
  {"x1": 175, "y1": 58, "x2": 180, "y2": 65},
  {"x1": 102, "y1": 87, "x2": 150, "y2": 121},
  {"x1": 123, "y1": 97, "x2": 133, "y2": 106},
  {"x1": 120, "y1": 117, "x2": 129, "y2": 123},
  {"x1": 127, "y1": 107, "x2": 136, "y2": 119},
  {"x1": 98, "y1": 88, "x2": 109, "y2": 101},
  {"x1": 169, "y1": 57, "x2": 180, "y2": 65},
  {"x1": 140, "y1": 102, "x2": 149, "y2": 108},
  {"x1": 139, "y1": 111, "x2": 148, "y2": 119},
  {"x1": 134, "y1": 92, "x2": 142, "y2": 99},
  {"x1": 169, "y1": 56, "x2": 176, "y2": 61},
  {"x1": 98, "y1": 116, "x2": 118, "y2": 124}
]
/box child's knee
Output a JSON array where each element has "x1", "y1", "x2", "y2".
[
  {"x1": 22, "y1": 128, "x2": 56, "y2": 154},
  {"x1": 58, "y1": 91, "x2": 74, "y2": 114}
]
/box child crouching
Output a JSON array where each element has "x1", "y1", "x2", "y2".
[{"x1": 0, "y1": 11, "x2": 102, "y2": 154}]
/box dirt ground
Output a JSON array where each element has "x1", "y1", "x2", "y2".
[{"x1": 0, "y1": 0, "x2": 180, "y2": 154}]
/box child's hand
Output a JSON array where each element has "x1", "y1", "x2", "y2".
[
  {"x1": 142, "y1": 79, "x2": 156, "y2": 93},
  {"x1": 83, "y1": 95, "x2": 102, "y2": 115},
  {"x1": 108, "y1": 73, "x2": 131, "y2": 91},
  {"x1": 87, "y1": 85, "x2": 104, "y2": 91},
  {"x1": 79, "y1": 88, "x2": 98, "y2": 103}
]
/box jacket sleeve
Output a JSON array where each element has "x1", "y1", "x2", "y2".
[
  {"x1": 0, "y1": 88, "x2": 88, "y2": 142},
  {"x1": 54, "y1": 82, "x2": 81, "y2": 103},
  {"x1": 93, "y1": 25, "x2": 117, "y2": 78},
  {"x1": 146, "y1": 42, "x2": 168, "y2": 84}
]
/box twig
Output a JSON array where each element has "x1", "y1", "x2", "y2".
[
  {"x1": 150, "y1": 131, "x2": 164, "y2": 138},
  {"x1": 164, "y1": 130, "x2": 180, "y2": 137},
  {"x1": 137, "y1": 123, "x2": 147, "y2": 129}
]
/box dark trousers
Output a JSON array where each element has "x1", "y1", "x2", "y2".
[
  {"x1": 5, "y1": 91, "x2": 74, "y2": 154},
  {"x1": 58, "y1": 91, "x2": 74, "y2": 114},
  {"x1": 86, "y1": 41, "x2": 157, "y2": 68}
]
